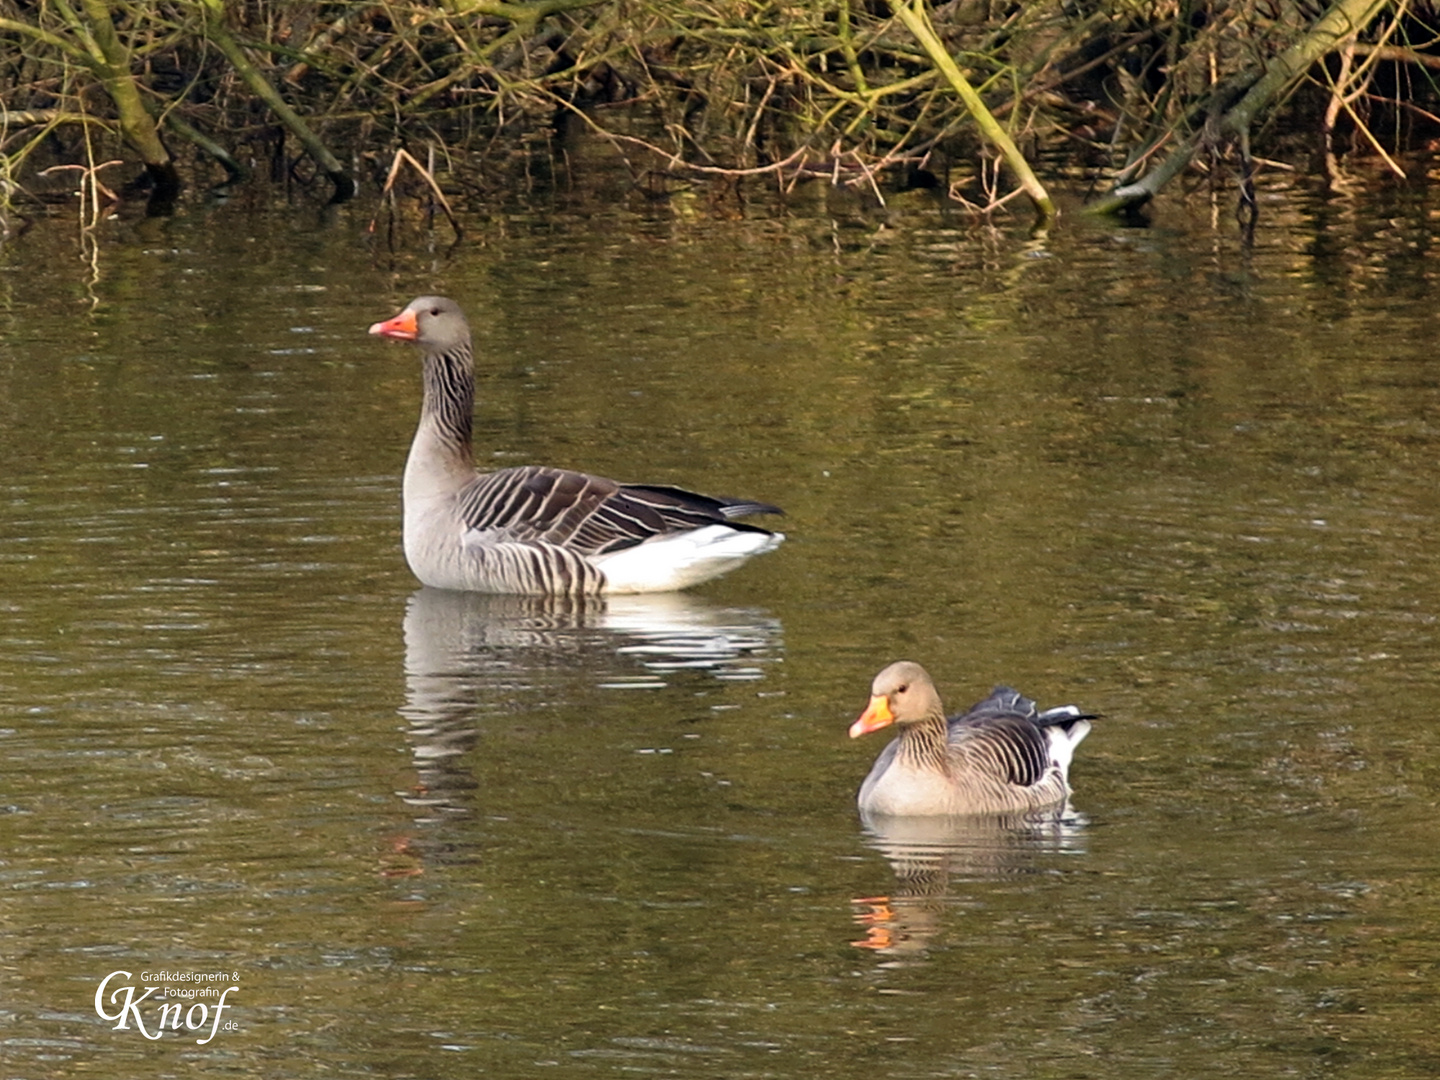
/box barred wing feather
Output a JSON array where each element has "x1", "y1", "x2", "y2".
[
  {"x1": 950, "y1": 712, "x2": 1055, "y2": 788},
  {"x1": 456, "y1": 466, "x2": 780, "y2": 556}
]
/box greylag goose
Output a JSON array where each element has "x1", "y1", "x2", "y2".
[
  {"x1": 849, "y1": 661, "x2": 1093, "y2": 817},
  {"x1": 369, "y1": 296, "x2": 784, "y2": 595}
]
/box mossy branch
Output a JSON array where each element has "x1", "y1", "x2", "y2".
[
  {"x1": 445, "y1": 0, "x2": 609, "y2": 24},
  {"x1": 890, "y1": 0, "x2": 1055, "y2": 223},
  {"x1": 164, "y1": 113, "x2": 251, "y2": 185},
  {"x1": 198, "y1": 0, "x2": 355, "y2": 202},
  {"x1": 1086, "y1": 0, "x2": 1389, "y2": 215},
  {"x1": 64, "y1": 0, "x2": 180, "y2": 199},
  {"x1": 1221, "y1": 0, "x2": 1389, "y2": 134},
  {"x1": 0, "y1": 109, "x2": 107, "y2": 127},
  {"x1": 0, "y1": 16, "x2": 93, "y2": 62}
]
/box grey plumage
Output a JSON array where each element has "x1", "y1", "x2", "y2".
[
  {"x1": 369, "y1": 296, "x2": 784, "y2": 595},
  {"x1": 851, "y1": 661, "x2": 1094, "y2": 817}
]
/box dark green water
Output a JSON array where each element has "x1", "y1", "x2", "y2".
[{"x1": 3, "y1": 173, "x2": 1440, "y2": 1077}]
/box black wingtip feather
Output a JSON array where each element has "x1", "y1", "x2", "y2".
[
  {"x1": 619, "y1": 484, "x2": 784, "y2": 520},
  {"x1": 969, "y1": 686, "x2": 1099, "y2": 729},
  {"x1": 715, "y1": 498, "x2": 786, "y2": 519}
]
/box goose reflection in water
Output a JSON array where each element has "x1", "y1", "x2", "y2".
[
  {"x1": 397, "y1": 587, "x2": 783, "y2": 820},
  {"x1": 851, "y1": 806, "x2": 1087, "y2": 962}
]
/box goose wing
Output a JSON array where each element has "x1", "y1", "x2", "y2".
[
  {"x1": 947, "y1": 686, "x2": 1088, "y2": 788},
  {"x1": 455, "y1": 466, "x2": 781, "y2": 556}
]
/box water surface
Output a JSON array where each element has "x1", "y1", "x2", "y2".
[{"x1": 3, "y1": 174, "x2": 1440, "y2": 1077}]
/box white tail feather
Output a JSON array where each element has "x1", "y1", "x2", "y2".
[
  {"x1": 1047, "y1": 719, "x2": 1091, "y2": 779},
  {"x1": 594, "y1": 525, "x2": 785, "y2": 594}
]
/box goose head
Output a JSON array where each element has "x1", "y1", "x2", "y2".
[
  {"x1": 850, "y1": 660, "x2": 944, "y2": 738},
  {"x1": 369, "y1": 296, "x2": 470, "y2": 350}
]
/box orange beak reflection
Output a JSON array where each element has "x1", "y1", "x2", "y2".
[
  {"x1": 368, "y1": 308, "x2": 418, "y2": 341},
  {"x1": 849, "y1": 694, "x2": 895, "y2": 738}
]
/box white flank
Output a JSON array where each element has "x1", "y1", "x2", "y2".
[{"x1": 593, "y1": 525, "x2": 785, "y2": 594}]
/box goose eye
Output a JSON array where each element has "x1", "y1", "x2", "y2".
[{"x1": 896, "y1": 684, "x2": 908, "y2": 694}]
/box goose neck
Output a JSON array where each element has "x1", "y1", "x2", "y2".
[
  {"x1": 897, "y1": 714, "x2": 951, "y2": 772},
  {"x1": 420, "y1": 345, "x2": 475, "y2": 459}
]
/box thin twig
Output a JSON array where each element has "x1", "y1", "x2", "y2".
[{"x1": 369, "y1": 146, "x2": 463, "y2": 239}]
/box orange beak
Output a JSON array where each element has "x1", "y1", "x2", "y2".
[
  {"x1": 369, "y1": 308, "x2": 418, "y2": 341},
  {"x1": 849, "y1": 694, "x2": 895, "y2": 738}
]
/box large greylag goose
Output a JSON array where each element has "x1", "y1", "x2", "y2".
[
  {"x1": 849, "y1": 661, "x2": 1093, "y2": 817},
  {"x1": 369, "y1": 296, "x2": 784, "y2": 595}
]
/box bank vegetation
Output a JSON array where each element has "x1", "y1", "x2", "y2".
[{"x1": 0, "y1": 0, "x2": 1434, "y2": 228}]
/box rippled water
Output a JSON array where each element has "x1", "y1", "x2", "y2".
[{"x1": 3, "y1": 172, "x2": 1440, "y2": 1077}]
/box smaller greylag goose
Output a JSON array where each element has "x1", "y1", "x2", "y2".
[
  {"x1": 850, "y1": 661, "x2": 1093, "y2": 817},
  {"x1": 369, "y1": 296, "x2": 784, "y2": 595}
]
